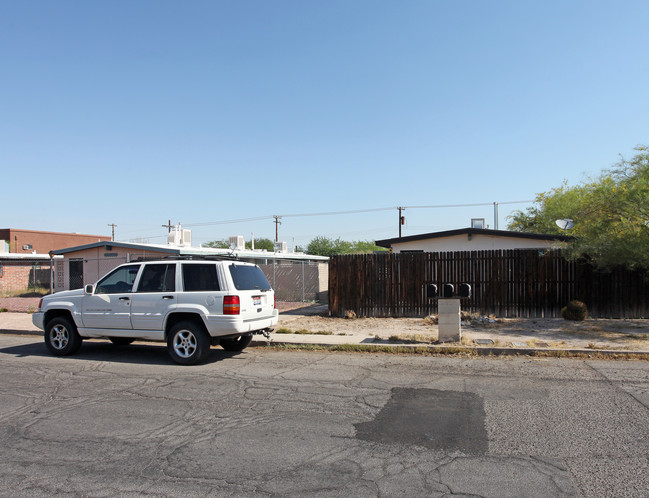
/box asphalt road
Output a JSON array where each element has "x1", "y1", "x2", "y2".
[{"x1": 1, "y1": 335, "x2": 648, "y2": 497}]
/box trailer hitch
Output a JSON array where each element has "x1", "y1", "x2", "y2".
[{"x1": 254, "y1": 328, "x2": 273, "y2": 339}]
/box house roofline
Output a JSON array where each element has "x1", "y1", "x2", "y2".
[
  {"x1": 375, "y1": 228, "x2": 573, "y2": 248},
  {"x1": 0, "y1": 228, "x2": 110, "y2": 239},
  {"x1": 52, "y1": 241, "x2": 329, "y2": 261}
]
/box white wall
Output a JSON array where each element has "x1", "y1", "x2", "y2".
[{"x1": 391, "y1": 233, "x2": 567, "y2": 253}]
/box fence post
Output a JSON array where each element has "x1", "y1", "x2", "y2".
[{"x1": 302, "y1": 261, "x2": 305, "y2": 303}]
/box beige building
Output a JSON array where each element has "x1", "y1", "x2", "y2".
[{"x1": 376, "y1": 228, "x2": 571, "y2": 253}]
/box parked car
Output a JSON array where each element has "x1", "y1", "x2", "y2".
[{"x1": 32, "y1": 260, "x2": 278, "y2": 365}]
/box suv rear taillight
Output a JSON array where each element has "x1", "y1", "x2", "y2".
[
  {"x1": 223, "y1": 296, "x2": 240, "y2": 315},
  {"x1": 37, "y1": 299, "x2": 43, "y2": 311}
]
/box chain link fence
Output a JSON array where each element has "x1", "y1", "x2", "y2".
[{"x1": 258, "y1": 260, "x2": 328, "y2": 303}]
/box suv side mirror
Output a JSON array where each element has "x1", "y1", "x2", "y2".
[{"x1": 85, "y1": 284, "x2": 94, "y2": 294}]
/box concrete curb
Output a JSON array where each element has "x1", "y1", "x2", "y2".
[
  {"x1": 249, "y1": 338, "x2": 649, "y2": 359},
  {"x1": 3, "y1": 329, "x2": 648, "y2": 359},
  {"x1": 1, "y1": 329, "x2": 42, "y2": 337}
]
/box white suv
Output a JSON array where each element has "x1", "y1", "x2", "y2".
[{"x1": 33, "y1": 260, "x2": 278, "y2": 365}]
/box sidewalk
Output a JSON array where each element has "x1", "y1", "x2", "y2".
[{"x1": 3, "y1": 309, "x2": 649, "y2": 358}]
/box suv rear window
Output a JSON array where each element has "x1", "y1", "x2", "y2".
[
  {"x1": 229, "y1": 264, "x2": 271, "y2": 291},
  {"x1": 182, "y1": 264, "x2": 220, "y2": 292}
]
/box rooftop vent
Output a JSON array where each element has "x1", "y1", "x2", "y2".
[
  {"x1": 471, "y1": 218, "x2": 486, "y2": 229},
  {"x1": 168, "y1": 227, "x2": 192, "y2": 247},
  {"x1": 229, "y1": 236, "x2": 246, "y2": 250}
]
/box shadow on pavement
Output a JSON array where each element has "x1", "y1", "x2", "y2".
[{"x1": 0, "y1": 339, "x2": 245, "y2": 366}]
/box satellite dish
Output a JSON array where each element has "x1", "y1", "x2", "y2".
[{"x1": 555, "y1": 219, "x2": 574, "y2": 230}]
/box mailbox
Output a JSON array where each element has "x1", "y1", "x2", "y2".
[
  {"x1": 458, "y1": 283, "x2": 472, "y2": 298},
  {"x1": 427, "y1": 284, "x2": 438, "y2": 299},
  {"x1": 443, "y1": 283, "x2": 455, "y2": 298}
]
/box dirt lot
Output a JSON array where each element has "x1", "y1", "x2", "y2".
[{"x1": 278, "y1": 303, "x2": 649, "y2": 351}]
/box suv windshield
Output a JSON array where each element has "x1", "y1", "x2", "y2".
[{"x1": 229, "y1": 264, "x2": 271, "y2": 291}]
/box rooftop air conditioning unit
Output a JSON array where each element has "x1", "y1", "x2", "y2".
[
  {"x1": 181, "y1": 229, "x2": 191, "y2": 247},
  {"x1": 168, "y1": 230, "x2": 181, "y2": 246},
  {"x1": 168, "y1": 228, "x2": 192, "y2": 247},
  {"x1": 229, "y1": 236, "x2": 246, "y2": 250},
  {"x1": 274, "y1": 241, "x2": 288, "y2": 253},
  {"x1": 471, "y1": 218, "x2": 486, "y2": 229}
]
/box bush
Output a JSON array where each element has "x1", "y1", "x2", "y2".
[{"x1": 562, "y1": 300, "x2": 588, "y2": 321}]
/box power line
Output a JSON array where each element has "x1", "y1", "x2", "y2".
[
  {"x1": 404, "y1": 200, "x2": 532, "y2": 209},
  {"x1": 180, "y1": 200, "x2": 532, "y2": 228},
  {"x1": 183, "y1": 216, "x2": 271, "y2": 227},
  {"x1": 278, "y1": 206, "x2": 396, "y2": 218}
]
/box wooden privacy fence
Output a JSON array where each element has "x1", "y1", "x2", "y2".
[{"x1": 328, "y1": 250, "x2": 649, "y2": 318}]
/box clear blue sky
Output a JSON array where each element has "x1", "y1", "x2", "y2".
[{"x1": 2, "y1": 1, "x2": 648, "y2": 249}]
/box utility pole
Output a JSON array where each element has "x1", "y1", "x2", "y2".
[
  {"x1": 107, "y1": 223, "x2": 117, "y2": 241},
  {"x1": 273, "y1": 216, "x2": 282, "y2": 242},
  {"x1": 162, "y1": 220, "x2": 173, "y2": 233},
  {"x1": 398, "y1": 207, "x2": 405, "y2": 238},
  {"x1": 493, "y1": 202, "x2": 499, "y2": 230}
]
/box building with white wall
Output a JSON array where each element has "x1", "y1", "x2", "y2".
[{"x1": 375, "y1": 228, "x2": 571, "y2": 253}]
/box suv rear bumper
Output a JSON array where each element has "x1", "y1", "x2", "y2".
[{"x1": 204, "y1": 310, "x2": 279, "y2": 337}]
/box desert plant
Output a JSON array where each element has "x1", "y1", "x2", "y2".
[{"x1": 561, "y1": 300, "x2": 588, "y2": 321}]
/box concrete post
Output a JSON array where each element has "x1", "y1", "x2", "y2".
[{"x1": 438, "y1": 298, "x2": 461, "y2": 342}]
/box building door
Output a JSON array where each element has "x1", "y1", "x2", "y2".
[{"x1": 69, "y1": 259, "x2": 84, "y2": 290}]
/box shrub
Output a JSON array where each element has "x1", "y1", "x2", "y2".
[{"x1": 561, "y1": 300, "x2": 588, "y2": 321}]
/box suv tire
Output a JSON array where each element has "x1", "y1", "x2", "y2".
[
  {"x1": 44, "y1": 317, "x2": 83, "y2": 356},
  {"x1": 167, "y1": 321, "x2": 210, "y2": 365},
  {"x1": 220, "y1": 333, "x2": 253, "y2": 352}
]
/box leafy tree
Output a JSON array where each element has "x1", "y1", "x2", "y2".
[
  {"x1": 247, "y1": 238, "x2": 274, "y2": 251},
  {"x1": 307, "y1": 236, "x2": 387, "y2": 256},
  {"x1": 203, "y1": 238, "x2": 275, "y2": 251},
  {"x1": 203, "y1": 239, "x2": 230, "y2": 249},
  {"x1": 350, "y1": 240, "x2": 388, "y2": 254},
  {"x1": 508, "y1": 146, "x2": 649, "y2": 270}
]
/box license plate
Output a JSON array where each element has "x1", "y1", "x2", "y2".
[{"x1": 253, "y1": 296, "x2": 262, "y2": 306}]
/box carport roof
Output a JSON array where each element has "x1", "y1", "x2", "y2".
[{"x1": 52, "y1": 241, "x2": 328, "y2": 262}]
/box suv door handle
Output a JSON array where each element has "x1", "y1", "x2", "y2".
[
  {"x1": 119, "y1": 297, "x2": 130, "y2": 301},
  {"x1": 162, "y1": 295, "x2": 174, "y2": 300}
]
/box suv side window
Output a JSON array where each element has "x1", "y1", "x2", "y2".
[
  {"x1": 95, "y1": 265, "x2": 140, "y2": 294},
  {"x1": 182, "y1": 264, "x2": 220, "y2": 292},
  {"x1": 137, "y1": 264, "x2": 176, "y2": 293}
]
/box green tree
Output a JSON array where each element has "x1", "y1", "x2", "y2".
[
  {"x1": 203, "y1": 238, "x2": 275, "y2": 251},
  {"x1": 350, "y1": 240, "x2": 388, "y2": 254},
  {"x1": 247, "y1": 238, "x2": 274, "y2": 251},
  {"x1": 508, "y1": 146, "x2": 649, "y2": 270},
  {"x1": 203, "y1": 239, "x2": 230, "y2": 249},
  {"x1": 306, "y1": 236, "x2": 387, "y2": 256}
]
